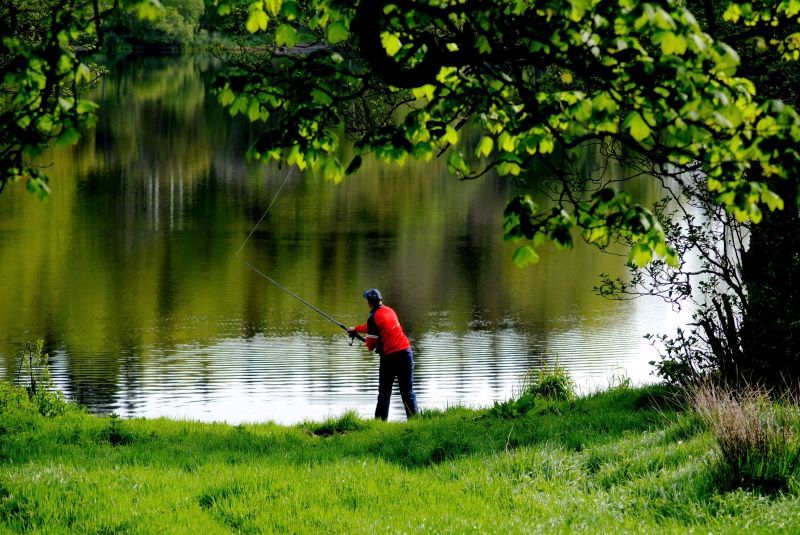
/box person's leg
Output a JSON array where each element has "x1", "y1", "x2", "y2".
[
  {"x1": 375, "y1": 355, "x2": 394, "y2": 420},
  {"x1": 396, "y1": 349, "x2": 418, "y2": 419}
]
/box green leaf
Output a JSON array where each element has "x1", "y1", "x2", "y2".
[
  {"x1": 265, "y1": 0, "x2": 282, "y2": 17},
  {"x1": 568, "y1": 0, "x2": 590, "y2": 21},
  {"x1": 230, "y1": 96, "x2": 249, "y2": 116},
  {"x1": 311, "y1": 89, "x2": 333, "y2": 106},
  {"x1": 58, "y1": 97, "x2": 74, "y2": 111},
  {"x1": 323, "y1": 158, "x2": 343, "y2": 182},
  {"x1": 411, "y1": 84, "x2": 435, "y2": 100},
  {"x1": 442, "y1": 125, "x2": 458, "y2": 146},
  {"x1": 592, "y1": 93, "x2": 618, "y2": 113},
  {"x1": 26, "y1": 176, "x2": 51, "y2": 201},
  {"x1": 715, "y1": 42, "x2": 740, "y2": 75},
  {"x1": 498, "y1": 131, "x2": 515, "y2": 152},
  {"x1": 723, "y1": 3, "x2": 741, "y2": 22},
  {"x1": 56, "y1": 127, "x2": 80, "y2": 148},
  {"x1": 497, "y1": 161, "x2": 522, "y2": 175},
  {"x1": 447, "y1": 151, "x2": 469, "y2": 174},
  {"x1": 286, "y1": 145, "x2": 307, "y2": 170},
  {"x1": 659, "y1": 31, "x2": 687, "y2": 55},
  {"x1": 135, "y1": 0, "x2": 162, "y2": 21},
  {"x1": 218, "y1": 87, "x2": 235, "y2": 107},
  {"x1": 380, "y1": 32, "x2": 402, "y2": 57},
  {"x1": 512, "y1": 245, "x2": 540, "y2": 267},
  {"x1": 625, "y1": 111, "x2": 652, "y2": 142},
  {"x1": 436, "y1": 66, "x2": 457, "y2": 83},
  {"x1": 76, "y1": 63, "x2": 92, "y2": 84},
  {"x1": 628, "y1": 243, "x2": 653, "y2": 267},
  {"x1": 761, "y1": 189, "x2": 785, "y2": 211},
  {"x1": 36, "y1": 115, "x2": 54, "y2": 132},
  {"x1": 246, "y1": 10, "x2": 268, "y2": 34},
  {"x1": 327, "y1": 21, "x2": 349, "y2": 43},
  {"x1": 280, "y1": 0, "x2": 300, "y2": 19},
  {"x1": 475, "y1": 136, "x2": 494, "y2": 158},
  {"x1": 585, "y1": 227, "x2": 608, "y2": 244},
  {"x1": 276, "y1": 23, "x2": 298, "y2": 47},
  {"x1": 573, "y1": 99, "x2": 592, "y2": 122},
  {"x1": 247, "y1": 100, "x2": 261, "y2": 122},
  {"x1": 76, "y1": 99, "x2": 99, "y2": 115},
  {"x1": 538, "y1": 137, "x2": 554, "y2": 154},
  {"x1": 476, "y1": 35, "x2": 492, "y2": 54}
]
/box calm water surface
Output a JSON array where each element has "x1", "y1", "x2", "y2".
[{"x1": 0, "y1": 56, "x2": 689, "y2": 422}]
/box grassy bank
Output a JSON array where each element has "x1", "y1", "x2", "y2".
[{"x1": 1, "y1": 383, "x2": 799, "y2": 533}]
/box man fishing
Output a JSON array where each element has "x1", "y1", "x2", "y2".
[{"x1": 348, "y1": 289, "x2": 419, "y2": 420}]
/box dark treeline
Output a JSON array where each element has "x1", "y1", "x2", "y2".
[{"x1": 101, "y1": 0, "x2": 245, "y2": 50}]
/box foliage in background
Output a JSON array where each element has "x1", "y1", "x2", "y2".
[
  {"x1": 103, "y1": 0, "x2": 208, "y2": 50},
  {"x1": 692, "y1": 381, "x2": 800, "y2": 492}
]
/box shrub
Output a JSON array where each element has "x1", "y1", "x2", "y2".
[
  {"x1": 523, "y1": 361, "x2": 575, "y2": 402},
  {"x1": 691, "y1": 382, "x2": 800, "y2": 492},
  {"x1": 15, "y1": 340, "x2": 69, "y2": 417}
]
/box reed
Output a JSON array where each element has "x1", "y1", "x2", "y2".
[{"x1": 691, "y1": 382, "x2": 800, "y2": 492}]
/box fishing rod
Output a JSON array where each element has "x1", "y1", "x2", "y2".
[{"x1": 235, "y1": 167, "x2": 365, "y2": 344}]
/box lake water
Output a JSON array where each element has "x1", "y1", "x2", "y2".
[{"x1": 0, "y1": 56, "x2": 689, "y2": 422}]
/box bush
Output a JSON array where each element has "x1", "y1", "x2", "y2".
[
  {"x1": 523, "y1": 361, "x2": 575, "y2": 402},
  {"x1": 9, "y1": 340, "x2": 70, "y2": 417},
  {"x1": 0, "y1": 381, "x2": 30, "y2": 413},
  {"x1": 691, "y1": 382, "x2": 800, "y2": 492}
]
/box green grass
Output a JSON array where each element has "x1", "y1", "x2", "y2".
[{"x1": 2, "y1": 382, "x2": 800, "y2": 533}]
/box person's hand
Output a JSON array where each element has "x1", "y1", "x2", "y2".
[{"x1": 346, "y1": 327, "x2": 357, "y2": 337}]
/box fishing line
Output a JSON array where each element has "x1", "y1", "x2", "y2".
[{"x1": 235, "y1": 167, "x2": 363, "y2": 342}]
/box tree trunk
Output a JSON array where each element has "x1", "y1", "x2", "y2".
[{"x1": 740, "y1": 178, "x2": 800, "y2": 387}]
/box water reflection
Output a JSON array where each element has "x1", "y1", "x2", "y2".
[{"x1": 0, "y1": 56, "x2": 688, "y2": 422}]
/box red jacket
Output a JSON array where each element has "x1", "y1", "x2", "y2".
[{"x1": 354, "y1": 305, "x2": 410, "y2": 355}]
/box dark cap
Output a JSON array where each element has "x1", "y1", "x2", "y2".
[{"x1": 362, "y1": 288, "x2": 382, "y2": 301}]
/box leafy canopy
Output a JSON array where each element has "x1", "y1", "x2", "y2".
[{"x1": 213, "y1": 0, "x2": 800, "y2": 267}]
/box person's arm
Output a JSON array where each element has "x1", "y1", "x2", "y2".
[
  {"x1": 347, "y1": 323, "x2": 376, "y2": 350},
  {"x1": 364, "y1": 333, "x2": 379, "y2": 351},
  {"x1": 348, "y1": 320, "x2": 379, "y2": 351}
]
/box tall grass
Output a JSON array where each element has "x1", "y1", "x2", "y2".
[
  {"x1": 522, "y1": 359, "x2": 575, "y2": 401},
  {"x1": 14, "y1": 340, "x2": 67, "y2": 417},
  {"x1": 691, "y1": 382, "x2": 800, "y2": 491}
]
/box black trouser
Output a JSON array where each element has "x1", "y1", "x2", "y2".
[{"x1": 375, "y1": 348, "x2": 418, "y2": 420}]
